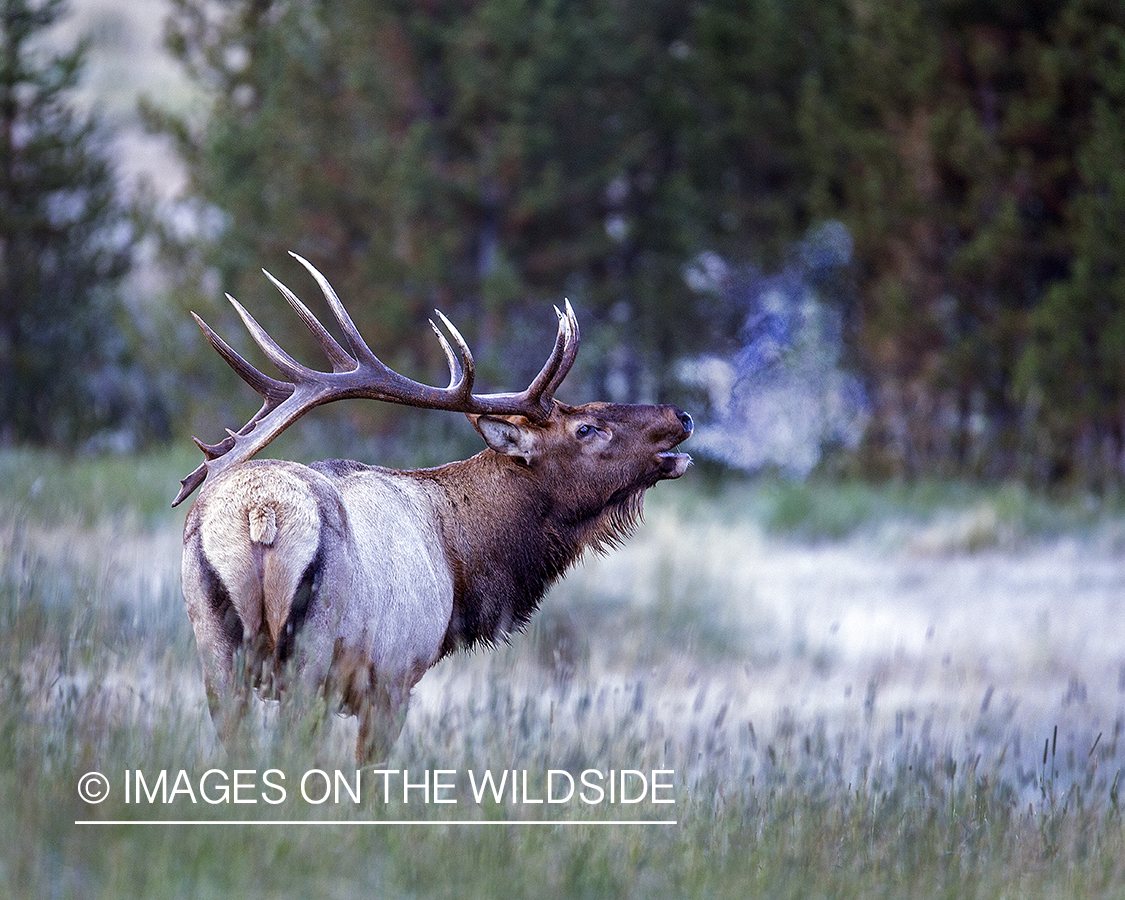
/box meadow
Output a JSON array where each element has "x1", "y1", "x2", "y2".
[{"x1": 3, "y1": 447, "x2": 1125, "y2": 898}]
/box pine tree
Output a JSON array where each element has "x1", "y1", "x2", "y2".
[
  {"x1": 793, "y1": 0, "x2": 1125, "y2": 482},
  {"x1": 0, "y1": 0, "x2": 133, "y2": 444},
  {"x1": 1013, "y1": 3, "x2": 1125, "y2": 484}
]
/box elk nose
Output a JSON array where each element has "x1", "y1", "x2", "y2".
[{"x1": 677, "y1": 410, "x2": 693, "y2": 436}]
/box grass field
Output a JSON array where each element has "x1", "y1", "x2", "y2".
[{"x1": 3, "y1": 447, "x2": 1125, "y2": 898}]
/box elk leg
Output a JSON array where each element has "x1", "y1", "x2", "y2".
[
  {"x1": 355, "y1": 700, "x2": 406, "y2": 766},
  {"x1": 183, "y1": 532, "x2": 256, "y2": 755},
  {"x1": 197, "y1": 643, "x2": 257, "y2": 760},
  {"x1": 268, "y1": 563, "x2": 337, "y2": 751},
  {"x1": 354, "y1": 673, "x2": 414, "y2": 765}
]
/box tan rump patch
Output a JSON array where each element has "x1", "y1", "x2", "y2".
[{"x1": 199, "y1": 464, "x2": 322, "y2": 644}]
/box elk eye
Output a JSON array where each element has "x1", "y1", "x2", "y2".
[{"x1": 576, "y1": 423, "x2": 597, "y2": 438}]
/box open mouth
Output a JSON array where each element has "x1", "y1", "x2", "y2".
[
  {"x1": 656, "y1": 451, "x2": 693, "y2": 478},
  {"x1": 654, "y1": 409, "x2": 693, "y2": 478}
]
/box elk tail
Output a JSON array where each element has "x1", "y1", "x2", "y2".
[
  {"x1": 248, "y1": 505, "x2": 278, "y2": 545},
  {"x1": 250, "y1": 498, "x2": 319, "y2": 649}
]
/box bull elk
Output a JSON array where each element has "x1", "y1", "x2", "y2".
[{"x1": 176, "y1": 253, "x2": 692, "y2": 762}]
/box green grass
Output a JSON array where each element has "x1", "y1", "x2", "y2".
[
  {"x1": 0, "y1": 444, "x2": 199, "y2": 528},
  {"x1": 4, "y1": 448, "x2": 1125, "y2": 898}
]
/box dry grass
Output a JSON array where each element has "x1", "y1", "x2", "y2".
[{"x1": 3, "y1": 451, "x2": 1125, "y2": 897}]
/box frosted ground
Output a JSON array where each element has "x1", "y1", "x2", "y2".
[{"x1": 414, "y1": 493, "x2": 1125, "y2": 808}]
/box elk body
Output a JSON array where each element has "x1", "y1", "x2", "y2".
[{"x1": 177, "y1": 254, "x2": 692, "y2": 762}]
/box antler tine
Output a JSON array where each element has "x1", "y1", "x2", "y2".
[
  {"x1": 263, "y1": 268, "x2": 356, "y2": 374},
  {"x1": 429, "y1": 319, "x2": 459, "y2": 388},
  {"x1": 289, "y1": 252, "x2": 374, "y2": 364},
  {"x1": 430, "y1": 310, "x2": 475, "y2": 395},
  {"x1": 174, "y1": 464, "x2": 208, "y2": 507},
  {"x1": 226, "y1": 294, "x2": 323, "y2": 384},
  {"x1": 191, "y1": 312, "x2": 294, "y2": 405},
  {"x1": 543, "y1": 299, "x2": 580, "y2": 398},
  {"x1": 511, "y1": 299, "x2": 578, "y2": 418}
]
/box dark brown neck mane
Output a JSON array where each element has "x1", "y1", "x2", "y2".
[{"x1": 414, "y1": 451, "x2": 645, "y2": 657}]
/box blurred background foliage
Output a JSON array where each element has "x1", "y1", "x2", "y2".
[
  {"x1": 0, "y1": 0, "x2": 154, "y2": 447},
  {"x1": 4, "y1": 0, "x2": 1125, "y2": 486}
]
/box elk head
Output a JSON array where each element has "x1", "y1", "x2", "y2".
[{"x1": 471, "y1": 402, "x2": 692, "y2": 537}]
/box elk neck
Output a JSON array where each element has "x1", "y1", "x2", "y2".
[{"x1": 409, "y1": 449, "x2": 641, "y2": 658}]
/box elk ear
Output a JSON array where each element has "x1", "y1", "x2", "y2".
[{"x1": 472, "y1": 415, "x2": 539, "y2": 464}]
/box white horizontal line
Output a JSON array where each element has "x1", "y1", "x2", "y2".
[{"x1": 75, "y1": 819, "x2": 677, "y2": 827}]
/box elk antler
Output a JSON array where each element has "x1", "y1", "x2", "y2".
[{"x1": 172, "y1": 253, "x2": 579, "y2": 506}]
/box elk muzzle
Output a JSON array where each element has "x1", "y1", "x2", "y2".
[{"x1": 656, "y1": 407, "x2": 693, "y2": 479}]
